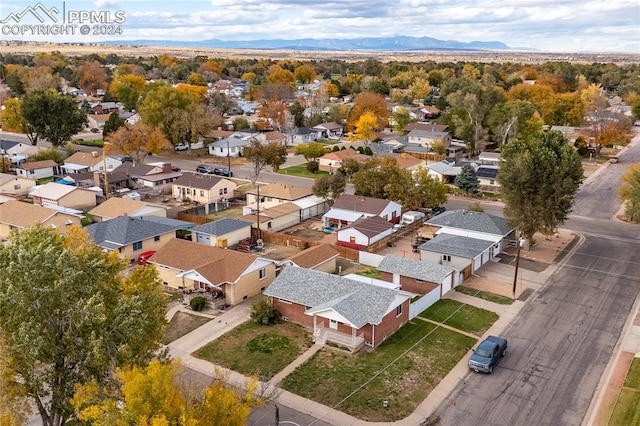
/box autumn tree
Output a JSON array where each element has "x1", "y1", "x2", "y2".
[
  {"x1": 0, "y1": 226, "x2": 167, "y2": 426},
  {"x1": 347, "y1": 92, "x2": 388, "y2": 132},
  {"x1": 106, "y1": 121, "x2": 170, "y2": 163},
  {"x1": 294, "y1": 64, "x2": 317, "y2": 84},
  {"x1": 540, "y1": 92, "x2": 584, "y2": 126},
  {"x1": 619, "y1": 165, "x2": 640, "y2": 223},
  {"x1": 455, "y1": 164, "x2": 481, "y2": 195},
  {"x1": 487, "y1": 99, "x2": 539, "y2": 146},
  {"x1": 243, "y1": 139, "x2": 288, "y2": 184},
  {"x1": 76, "y1": 61, "x2": 107, "y2": 96},
  {"x1": 109, "y1": 74, "x2": 147, "y2": 111},
  {"x1": 313, "y1": 173, "x2": 346, "y2": 206},
  {"x1": 21, "y1": 90, "x2": 87, "y2": 147},
  {"x1": 352, "y1": 111, "x2": 378, "y2": 144},
  {"x1": 498, "y1": 130, "x2": 583, "y2": 244},
  {"x1": 72, "y1": 359, "x2": 262, "y2": 426},
  {"x1": 0, "y1": 98, "x2": 34, "y2": 140},
  {"x1": 266, "y1": 66, "x2": 296, "y2": 91}
]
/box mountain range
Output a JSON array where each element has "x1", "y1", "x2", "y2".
[{"x1": 100, "y1": 35, "x2": 512, "y2": 51}]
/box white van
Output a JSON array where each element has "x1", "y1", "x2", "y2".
[{"x1": 401, "y1": 210, "x2": 426, "y2": 225}]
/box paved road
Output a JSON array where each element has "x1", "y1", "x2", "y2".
[{"x1": 432, "y1": 233, "x2": 640, "y2": 425}]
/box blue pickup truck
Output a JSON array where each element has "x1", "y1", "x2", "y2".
[{"x1": 468, "y1": 335, "x2": 508, "y2": 374}]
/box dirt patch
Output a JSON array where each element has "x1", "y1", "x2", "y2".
[
  {"x1": 284, "y1": 227, "x2": 327, "y2": 241},
  {"x1": 163, "y1": 311, "x2": 213, "y2": 344},
  {"x1": 259, "y1": 243, "x2": 302, "y2": 261},
  {"x1": 504, "y1": 230, "x2": 576, "y2": 265}
]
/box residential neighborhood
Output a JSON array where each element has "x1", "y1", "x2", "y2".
[{"x1": 0, "y1": 45, "x2": 639, "y2": 426}]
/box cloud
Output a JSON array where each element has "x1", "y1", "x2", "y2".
[{"x1": 94, "y1": 0, "x2": 119, "y2": 7}]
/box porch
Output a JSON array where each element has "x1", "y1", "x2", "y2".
[{"x1": 313, "y1": 323, "x2": 365, "y2": 352}]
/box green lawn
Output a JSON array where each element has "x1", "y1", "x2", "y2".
[
  {"x1": 419, "y1": 299, "x2": 499, "y2": 336},
  {"x1": 277, "y1": 164, "x2": 329, "y2": 178},
  {"x1": 281, "y1": 320, "x2": 476, "y2": 422},
  {"x1": 455, "y1": 286, "x2": 514, "y2": 305},
  {"x1": 163, "y1": 311, "x2": 212, "y2": 344},
  {"x1": 193, "y1": 320, "x2": 312, "y2": 381},
  {"x1": 355, "y1": 268, "x2": 381, "y2": 279},
  {"x1": 610, "y1": 358, "x2": 640, "y2": 425}
]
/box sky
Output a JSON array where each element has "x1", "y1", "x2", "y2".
[{"x1": 1, "y1": 0, "x2": 639, "y2": 53}]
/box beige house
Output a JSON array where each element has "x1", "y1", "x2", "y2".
[
  {"x1": 0, "y1": 173, "x2": 37, "y2": 198},
  {"x1": 245, "y1": 183, "x2": 313, "y2": 210},
  {"x1": 150, "y1": 238, "x2": 277, "y2": 306},
  {"x1": 15, "y1": 160, "x2": 59, "y2": 181},
  {"x1": 88, "y1": 197, "x2": 167, "y2": 222},
  {"x1": 282, "y1": 244, "x2": 339, "y2": 274},
  {"x1": 62, "y1": 151, "x2": 122, "y2": 174},
  {"x1": 85, "y1": 216, "x2": 193, "y2": 262},
  {"x1": 191, "y1": 218, "x2": 252, "y2": 248},
  {"x1": 172, "y1": 172, "x2": 236, "y2": 207},
  {"x1": 243, "y1": 202, "x2": 301, "y2": 232},
  {"x1": 29, "y1": 182, "x2": 97, "y2": 211},
  {"x1": 0, "y1": 200, "x2": 82, "y2": 239},
  {"x1": 318, "y1": 149, "x2": 369, "y2": 173}
]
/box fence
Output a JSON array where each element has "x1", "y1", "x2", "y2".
[
  {"x1": 359, "y1": 252, "x2": 384, "y2": 267},
  {"x1": 409, "y1": 285, "x2": 441, "y2": 319}
]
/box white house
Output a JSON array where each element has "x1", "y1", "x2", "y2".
[
  {"x1": 208, "y1": 137, "x2": 250, "y2": 157},
  {"x1": 336, "y1": 215, "x2": 394, "y2": 250},
  {"x1": 323, "y1": 194, "x2": 402, "y2": 228},
  {"x1": 15, "y1": 160, "x2": 59, "y2": 180}
]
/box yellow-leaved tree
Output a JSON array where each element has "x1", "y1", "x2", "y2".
[
  {"x1": 72, "y1": 359, "x2": 262, "y2": 426},
  {"x1": 351, "y1": 111, "x2": 378, "y2": 144},
  {"x1": 105, "y1": 121, "x2": 171, "y2": 163}
]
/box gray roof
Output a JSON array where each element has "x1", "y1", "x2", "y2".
[
  {"x1": 378, "y1": 255, "x2": 454, "y2": 283},
  {"x1": 192, "y1": 218, "x2": 252, "y2": 236},
  {"x1": 264, "y1": 267, "x2": 403, "y2": 328},
  {"x1": 86, "y1": 216, "x2": 183, "y2": 249},
  {"x1": 332, "y1": 194, "x2": 397, "y2": 215},
  {"x1": 426, "y1": 210, "x2": 513, "y2": 236},
  {"x1": 419, "y1": 233, "x2": 495, "y2": 259},
  {"x1": 137, "y1": 216, "x2": 195, "y2": 229},
  {"x1": 426, "y1": 162, "x2": 461, "y2": 176},
  {"x1": 210, "y1": 137, "x2": 250, "y2": 148},
  {"x1": 173, "y1": 172, "x2": 224, "y2": 189}
]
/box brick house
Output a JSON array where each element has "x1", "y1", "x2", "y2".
[{"x1": 264, "y1": 267, "x2": 414, "y2": 350}]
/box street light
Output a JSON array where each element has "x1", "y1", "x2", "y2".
[{"x1": 103, "y1": 141, "x2": 111, "y2": 199}]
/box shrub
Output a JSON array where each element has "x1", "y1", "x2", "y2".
[
  {"x1": 364, "y1": 146, "x2": 373, "y2": 156},
  {"x1": 251, "y1": 299, "x2": 280, "y2": 325},
  {"x1": 306, "y1": 160, "x2": 319, "y2": 173},
  {"x1": 190, "y1": 296, "x2": 206, "y2": 312}
]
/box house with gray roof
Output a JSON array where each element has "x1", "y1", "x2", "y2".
[
  {"x1": 419, "y1": 233, "x2": 496, "y2": 278},
  {"x1": 426, "y1": 210, "x2": 514, "y2": 247},
  {"x1": 323, "y1": 194, "x2": 402, "y2": 228},
  {"x1": 336, "y1": 215, "x2": 394, "y2": 250},
  {"x1": 85, "y1": 215, "x2": 192, "y2": 262},
  {"x1": 192, "y1": 218, "x2": 252, "y2": 248},
  {"x1": 378, "y1": 254, "x2": 455, "y2": 296},
  {"x1": 207, "y1": 137, "x2": 250, "y2": 157},
  {"x1": 263, "y1": 267, "x2": 414, "y2": 350}
]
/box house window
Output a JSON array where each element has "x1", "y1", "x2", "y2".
[
  {"x1": 490, "y1": 179, "x2": 495, "y2": 185},
  {"x1": 267, "y1": 222, "x2": 272, "y2": 229},
  {"x1": 29, "y1": 170, "x2": 34, "y2": 175},
  {"x1": 350, "y1": 236, "x2": 356, "y2": 244},
  {"x1": 13, "y1": 184, "x2": 20, "y2": 190},
  {"x1": 200, "y1": 190, "x2": 204, "y2": 197},
  {"x1": 133, "y1": 241, "x2": 143, "y2": 251},
  {"x1": 154, "y1": 236, "x2": 160, "y2": 242},
  {"x1": 416, "y1": 278, "x2": 424, "y2": 283},
  {"x1": 219, "y1": 188, "x2": 228, "y2": 195},
  {"x1": 219, "y1": 147, "x2": 223, "y2": 153},
  {"x1": 396, "y1": 305, "x2": 402, "y2": 316},
  {"x1": 392, "y1": 211, "x2": 397, "y2": 218},
  {"x1": 442, "y1": 254, "x2": 451, "y2": 262},
  {"x1": 259, "y1": 268, "x2": 267, "y2": 280}
]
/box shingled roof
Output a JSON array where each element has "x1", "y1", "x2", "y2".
[
  {"x1": 86, "y1": 216, "x2": 182, "y2": 250},
  {"x1": 264, "y1": 267, "x2": 405, "y2": 329},
  {"x1": 191, "y1": 218, "x2": 252, "y2": 236},
  {"x1": 426, "y1": 210, "x2": 513, "y2": 236},
  {"x1": 332, "y1": 194, "x2": 394, "y2": 215},
  {"x1": 284, "y1": 244, "x2": 339, "y2": 269},
  {"x1": 419, "y1": 233, "x2": 495, "y2": 259},
  {"x1": 377, "y1": 254, "x2": 454, "y2": 283}
]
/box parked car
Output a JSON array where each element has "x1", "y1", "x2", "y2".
[
  {"x1": 171, "y1": 166, "x2": 182, "y2": 172},
  {"x1": 213, "y1": 167, "x2": 233, "y2": 177},
  {"x1": 196, "y1": 164, "x2": 215, "y2": 174},
  {"x1": 136, "y1": 250, "x2": 156, "y2": 265},
  {"x1": 468, "y1": 335, "x2": 508, "y2": 374},
  {"x1": 117, "y1": 156, "x2": 133, "y2": 163},
  {"x1": 609, "y1": 156, "x2": 620, "y2": 164},
  {"x1": 174, "y1": 143, "x2": 189, "y2": 151}
]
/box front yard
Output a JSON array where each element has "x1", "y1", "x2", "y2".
[
  {"x1": 419, "y1": 299, "x2": 499, "y2": 336},
  {"x1": 281, "y1": 320, "x2": 475, "y2": 422},
  {"x1": 193, "y1": 320, "x2": 312, "y2": 381}
]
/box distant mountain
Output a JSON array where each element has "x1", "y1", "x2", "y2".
[{"x1": 99, "y1": 35, "x2": 511, "y2": 51}]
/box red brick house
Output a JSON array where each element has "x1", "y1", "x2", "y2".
[{"x1": 263, "y1": 267, "x2": 414, "y2": 351}]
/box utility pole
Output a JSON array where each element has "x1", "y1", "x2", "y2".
[
  {"x1": 102, "y1": 145, "x2": 110, "y2": 200},
  {"x1": 256, "y1": 184, "x2": 261, "y2": 241},
  {"x1": 512, "y1": 234, "x2": 524, "y2": 299},
  {"x1": 227, "y1": 137, "x2": 231, "y2": 173}
]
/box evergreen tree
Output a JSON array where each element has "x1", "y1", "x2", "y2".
[{"x1": 455, "y1": 164, "x2": 481, "y2": 195}]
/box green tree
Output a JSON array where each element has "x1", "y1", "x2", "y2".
[
  {"x1": 233, "y1": 117, "x2": 250, "y2": 130},
  {"x1": 102, "y1": 113, "x2": 126, "y2": 138},
  {"x1": 293, "y1": 142, "x2": 328, "y2": 163},
  {"x1": 0, "y1": 226, "x2": 167, "y2": 426},
  {"x1": 243, "y1": 140, "x2": 288, "y2": 184},
  {"x1": 392, "y1": 107, "x2": 412, "y2": 133},
  {"x1": 312, "y1": 173, "x2": 346, "y2": 206},
  {"x1": 21, "y1": 90, "x2": 87, "y2": 147},
  {"x1": 455, "y1": 164, "x2": 481, "y2": 195},
  {"x1": 619, "y1": 165, "x2": 640, "y2": 223},
  {"x1": 498, "y1": 130, "x2": 583, "y2": 244}
]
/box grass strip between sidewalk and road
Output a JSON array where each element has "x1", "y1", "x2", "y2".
[{"x1": 610, "y1": 357, "x2": 640, "y2": 425}]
